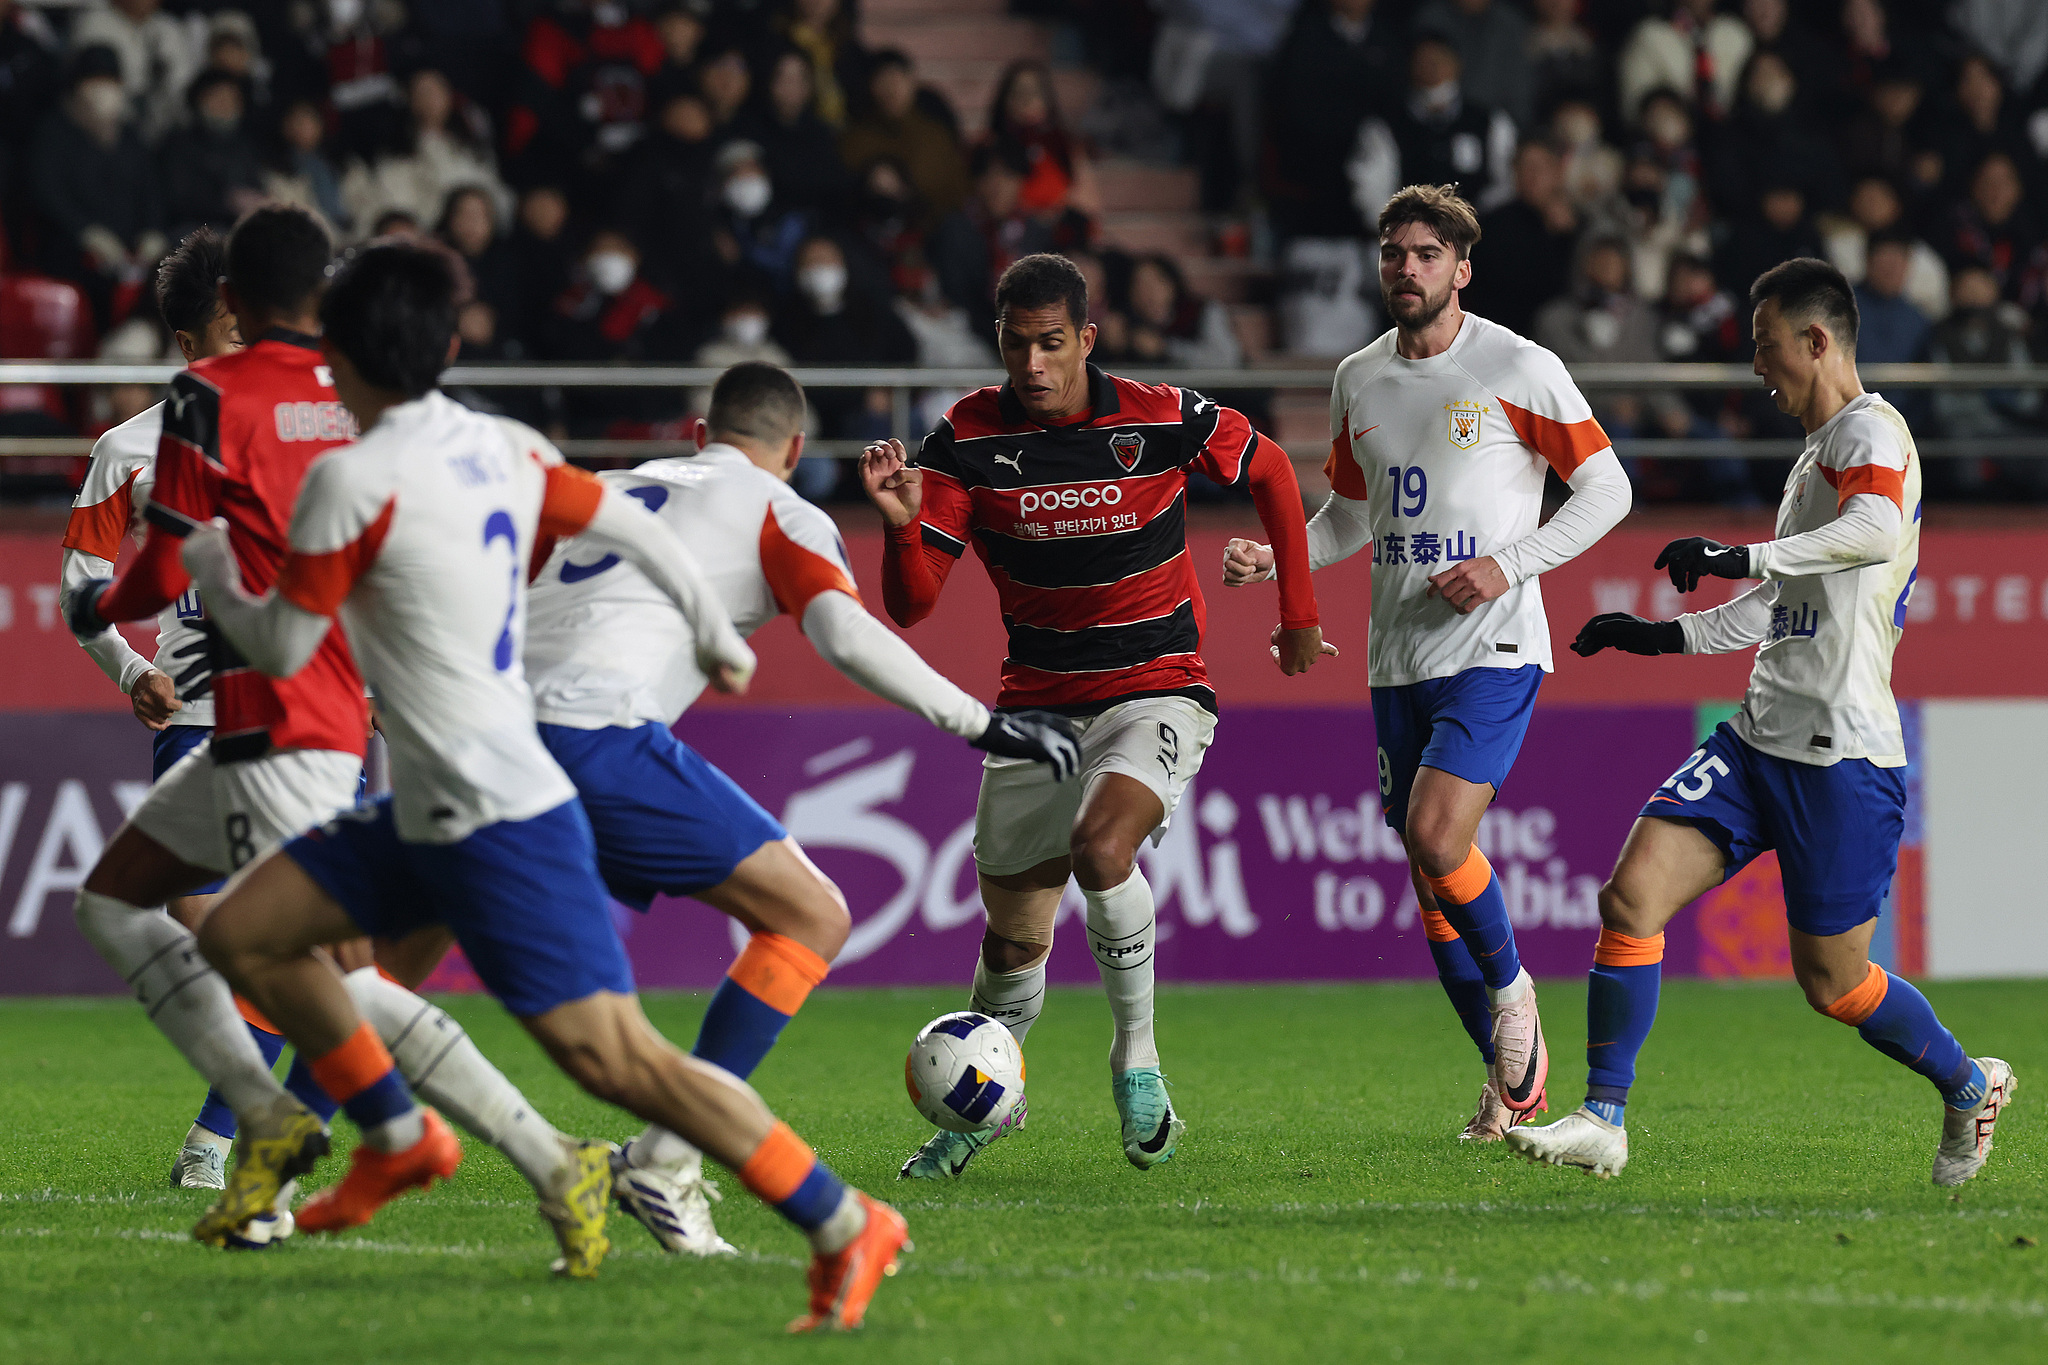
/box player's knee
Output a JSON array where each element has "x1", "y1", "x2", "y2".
[
  {"x1": 1403, "y1": 824, "x2": 1469, "y2": 881},
  {"x1": 1794, "y1": 962, "x2": 1861, "y2": 1014},
  {"x1": 980, "y1": 929, "x2": 1044, "y2": 974},
  {"x1": 800, "y1": 873, "x2": 851, "y2": 961},
  {"x1": 1597, "y1": 878, "x2": 1660, "y2": 939},
  {"x1": 1068, "y1": 828, "x2": 1136, "y2": 891}
]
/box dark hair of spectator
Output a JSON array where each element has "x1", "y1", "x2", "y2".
[
  {"x1": 868, "y1": 48, "x2": 912, "y2": 74},
  {"x1": 987, "y1": 60, "x2": 1066, "y2": 140},
  {"x1": 1867, "y1": 228, "x2": 1918, "y2": 254},
  {"x1": 225, "y1": 204, "x2": 334, "y2": 317},
  {"x1": 155, "y1": 228, "x2": 228, "y2": 336},
  {"x1": 707, "y1": 362, "x2": 806, "y2": 445},
  {"x1": 435, "y1": 185, "x2": 497, "y2": 240},
  {"x1": 1129, "y1": 252, "x2": 1202, "y2": 338},
  {"x1": 374, "y1": 209, "x2": 422, "y2": 237},
  {"x1": 67, "y1": 44, "x2": 123, "y2": 90},
  {"x1": 186, "y1": 68, "x2": 247, "y2": 115},
  {"x1": 996, "y1": 253, "x2": 1089, "y2": 328},
  {"x1": 1749, "y1": 257, "x2": 1859, "y2": 351},
  {"x1": 320, "y1": 241, "x2": 463, "y2": 398},
  {"x1": 1378, "y1": 183, "x2": 1482, "y2": 260}
]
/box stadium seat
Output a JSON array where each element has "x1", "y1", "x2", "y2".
[{"x1": 0, "y1": 272, "x2": 97, "y2": 429}]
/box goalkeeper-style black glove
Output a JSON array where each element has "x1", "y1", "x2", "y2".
[
  {"x1": 1654, "y1": 536, "x2": 1750, "y2": 593},
  {"x1": 1571, "y1": 612, "x2": 1685, "y2": 658},
  {"x1": 65, "y1": 577, "x2": 113, "y2": 637},
  {"x1": 971, "y1": 709, "x2": 1081, "y2": 782}
]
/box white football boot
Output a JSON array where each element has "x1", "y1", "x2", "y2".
[
  {"x1": 610, "y1": 1140, "x2": 737, "y2": 1256},
  {"x1": 170, "y1": 1136, "x2": 229, "y2": 1190},
  {"x1": 222, "y1": 1179, "x2": 298, "y2": 1251},
  {"x1": 1933, "y1": 1057, "x2": 2017, "y2": 1187},
  {"x1": 899, "y1": 1094, "x2": 1028, "y2": 1180},
  {"x1": 1489, "y1": 969, "x2": 1549, "y2": 1114},
  {"x1": 1504, "y1": 1106, "x2": 1629, "y2": 1177},
  {"x1": 1459, "y1": 1074, "x2": 1544, "y2": 1141}
]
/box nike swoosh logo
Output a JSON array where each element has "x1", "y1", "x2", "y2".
[
  {"x1": 1350, "y1": 425, "x2": 1379, "y2": 443},
  {"x1": 1502, "y1": 1045, "x2": 1542, "y2": 1106},
  {"x1": 1647, "y1": 794, "x2": 1682, "y2": 805},
  {"x1": 1138, "y1": 1109, "x2": 1176, "y2": 1154}
]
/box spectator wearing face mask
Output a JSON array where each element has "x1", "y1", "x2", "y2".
[
  {"x1": 1549, "y1": 99, "x2": 1623, "y2": 217},
  {"x1": 840, "y1": 50, "x2": 968, "y2": 227},
  {"x1": 70, "y1": 0, "x2": 199, "y2": 145},
  {"x1": 774, "y1": 235, "x2": 916, "y2": 496},
  {"x1": 1534, "y1": 235, "x2": 1670, "y2": 440},
  {"x1": 1349, "y1": 38, "x2": 1517, "y2": 223},
  {"x1": 1413, "y1": 0, "x2": 1534, "y2": 131},
  {"x1": 546, "y1": 228, "x2": 692, "y2": 434},
  {"x1": 711, "y1": 141, "x2": 813, "y2": 298},
  {"x1": 693, "y1": 292, "x2": 803, "y2": 416},
  {"x1": 162, "y1": 69, "x2": 268, "y2": 238},
  {"x1": 28, "y1": 45, "x2": 164, "y2": 326}
]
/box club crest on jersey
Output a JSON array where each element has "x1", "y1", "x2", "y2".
[
  {"x1": 1109, "y1": 431, "x2": 1145, "y2": 472},
  {"x1": 1447, "y1": 400, "x2": 1485, "y2": 449}
]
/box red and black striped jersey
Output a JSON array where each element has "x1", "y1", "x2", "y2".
[{"x1": 887, "y1": 364, "x2": 1315, "y2": 715}]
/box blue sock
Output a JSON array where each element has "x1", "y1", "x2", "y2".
[
  {"x1": 1832, "y1": 966, "x2": 1981, "y2": 1107},
  {"x1": 283, "y1": 1053, "x2": 340, "y2": 1124},
  {"x1": 1584, "y1": 928, "x2": 1666, "y2": 1128},
  {"x1": 738, "y1": 1122, "x2": 850, "y2": 1233},
  {"x1": 194, "y1": 1023, "x2": 286, "y2": 1138},
  {"x1": 1425, "y1": 915, "x2": 1495, "y2": 1065},
  {"x1": 693, "y1": 933, "x2": 827, "y2": 1080},
  {"x1": 1426, "y1": 850, "x2": 1521, "y2": 991}
]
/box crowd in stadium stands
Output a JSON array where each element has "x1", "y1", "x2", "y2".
[{"x1": 0, "y1": 1, "x2": 2046, "y2": 504}]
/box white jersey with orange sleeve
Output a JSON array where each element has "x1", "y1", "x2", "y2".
[
  {"x1": 524, "y1": 443, "x2": 992, "y2": 738},
  {"x1": 1311, "y1": 313, "x2": 1632, "y2": 687},
  {"x1": 1677, "y1": 392, "x2": 1920, "y2": 767},
  {"x1": 58, "y1": 403, "x2": 215, "y2": 723},
  {"x1": 265, "y1": 392, "x2": 583, "y2": 843}
]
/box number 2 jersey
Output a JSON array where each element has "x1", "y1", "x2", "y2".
[
  {"x1": 135, "y1": 331, "x2": 367, "y2": 761},
  {"x1": 1677, "y1": 392, "x2": 1920, "y2": 768},
  {"x1": 887, "y1": 363, "x2": 1317, "y2": 714},
  {"x1": 273, "y1": 391, "x2": 601, "y2": 842},
  {"x1": 1318, "y1": 313, "x2": 1628, "y2": 688},
  {"x1": 61, "y1": 403, "x2": 213, "y2": 722}
]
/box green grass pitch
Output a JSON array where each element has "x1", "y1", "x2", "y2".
[{"x1": 4, "y1": 979, "x2": 2043, "y2": 1364}]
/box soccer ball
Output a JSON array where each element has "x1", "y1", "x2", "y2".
[{"x1": 904, "y1": 1011, "x2": 1026, "y2": 1134}]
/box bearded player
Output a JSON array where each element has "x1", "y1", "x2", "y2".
[
  {"x1": 1223, "y1": 184, "x2": 1632, "y2": 1141},
  {"x1": 1508, "y1": 258, "x2": 2015, "y2": 1183},
  {"x1": 861, "y1": 252, "x2": 1330, "y2": 1179}
]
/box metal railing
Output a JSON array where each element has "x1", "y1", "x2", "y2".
[{"x1": 2, "y1": 361, "x2": 2044, "y2": 461}]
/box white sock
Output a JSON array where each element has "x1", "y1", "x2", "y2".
[
  {"x1": 809, "y1": 1188, "x2": 868, "y2": 1255},
  {"x1": 75, "y1": 889, "x2": 287, "y2": 1117},
  {"x1": 1487, "y1": 966, "x2": 1533, "y2": 1008},
  {"x1": 1082, "y1": 867, "x2": 1160, "y2": 1074},
  {"x1": 359, "y1": 1109, "x2": 426, "y2": 1153},
  {"x1": 625, "y1": 1126, "x2": 702, "y2": 1178},
  {"x1": 183, "y1": 1122, "x2": 232, "y2": 1153},
  {"x1": 343, "y1": 967, "x2": 568, "y2": 1189},
  {"x1": 971, "y1": 950, "x2": 1048, "y2": 1044}
]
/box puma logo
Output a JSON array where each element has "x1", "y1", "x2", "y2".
[{"x1": 992, "y1": 450, "x2": 1023, "y2": 474}]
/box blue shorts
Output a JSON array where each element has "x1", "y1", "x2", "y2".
[
  {"x1": 1370, "y1": 665, "x2": 1543, "y2": 831},
  {"x1": 538, "y1": 721, "x2": 786, "y2": 909},
  {"x1": 283, "y1": 796, "x2": 634, "y2": 1018},
  {"x1": 1640, "y1": 722, "x2": 1906, "y2": 937},
  {"x1": 152, "y1": 725, "x2": 226, "y2": 896}
]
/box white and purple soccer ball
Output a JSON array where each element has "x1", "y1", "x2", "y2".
[{"x1": 904, "y1": 1011, "x2": 1026, "y2": 1134}]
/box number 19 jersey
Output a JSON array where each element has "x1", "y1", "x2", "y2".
[
  {"x1": 1325, "y1": 314, "x2": 1612, "y2": 687},
  {"x1": 273, "y1": 391, "x2": 601, "y2": 843}
]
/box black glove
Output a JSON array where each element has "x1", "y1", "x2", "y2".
[
  {"x1": 1654, "y1": 537, "x2": 1750, "y2": 593},
  {"x1": 971, "y1": 709, "x2": 1081, "y2": 782},
  {"x1": 65, "y1": 577, "x2": 113, "y2": 637},
  {"x1": 1572, "y1": 612, "x2": 1685, "y2": 657}
]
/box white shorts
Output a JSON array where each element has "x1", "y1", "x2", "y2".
[
  {"x1": 972, "y1": 695, "x2": 1217, "y2": 876},
  {"x1": 129, "y1": 742, "x2": 364, "y2": 876}
]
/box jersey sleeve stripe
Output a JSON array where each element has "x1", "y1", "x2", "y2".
[
  {"x1": 537, "y1": 460, "x2": 606, "y2": 537},
  {"x1": 276, "y1": 495, "x2": 396, "y2": 616},
  {"x1": 919, "y1": 523, "x2": 966, "y2": 557},
  {"x1": 60, "y1": 469, "x2": 138, "y2": 560},
  {"x1": 760, "y1": 502, "x2": 862, "y2": 617},
  {"x1": 1498, "y1": 397, "x2": 1610, "y2": 478},
  {"x1": 1818, "y1": 462, "x2": 1905, "y2": 511},
  {"x1": 1323, "y1": 436, "x2": 1372, "y2": 500}
]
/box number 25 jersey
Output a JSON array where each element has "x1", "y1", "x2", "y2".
[{"x1": 1325, "y1": 314, "x2": 1612, "y2": 688}]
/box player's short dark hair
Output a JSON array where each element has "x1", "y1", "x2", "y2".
[
  {"x1": 225, "y1": 203, "x2": 333, "y2": 318},
  {"x1": 155, "y1": 228, "x2": 227, "y2": 336},
  {"x1": 707, "y1": 362, "x2": 805, "y2": 445},
  {"x1": 1749, "y1": 256, "x2": 1859, "y2": 351},
  {"x1": 319, "y1": 240, "x2": 462, "y2": 397},
  {"x1": 995, "y1": 252, "x2": 1089, "y2": 330},
  {"x1": 1378, "y1": 183, "x2": 1482, "y2": 260}
]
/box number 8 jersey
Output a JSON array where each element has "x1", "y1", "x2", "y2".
[
  {"x1": 1320, "y1": 314, "x2": 1623, "y2": 687},
  {"x1": 273, "y1": 391, "x2": 599, "y2": 843}
]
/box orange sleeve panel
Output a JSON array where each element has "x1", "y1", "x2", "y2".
[
  {"x1": 1818, "y1": 462, "x2": 1906, "y2": 512},
  {"x1": 760, "y1": 503, "x2": 861, "y2": 618},
  {"x1": 276, "y1": 495, "x2": 396, "y2": 617},
  {"x1": 537, "y1": 461, "x2": 606, "y2": 538},
  {"x1": 61, "y1": 470, "x2": 139, "y2": 560},
  {"x1": 1498, "y1": 398, "x2": 1611, "y2": 479},
  {"x1": 1322, "y1": 431, "x2": 1372, "y2": 500}
]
